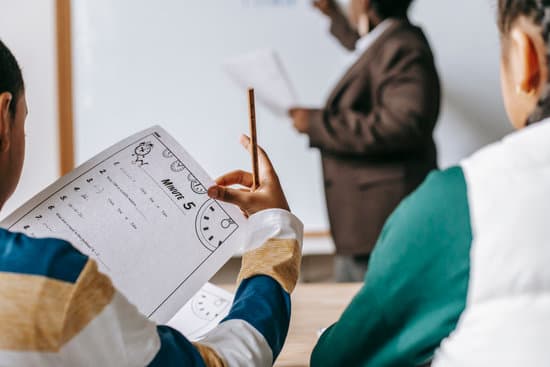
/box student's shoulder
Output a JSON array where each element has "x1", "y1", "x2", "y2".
[
  {"x1": 0, "y1": 229, "x2": 88, "y2": 284},
  {"x1": 371, "y1": 166, "x2": 472, "y2": 270},
  {"x1": 382, "y1": 167, "x2": 469, "y2": 235},
  {"x1": 403, "y1": 167, "x2": 467, "y2": 212},
  {"x1": 415, "y1": 167, "x2": 468, "y2": 202}
]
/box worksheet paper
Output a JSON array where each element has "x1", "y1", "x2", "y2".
[
  {"x1": 223, "y1": 49, "x2": 298, "y2": 117},
  {"x1": 168, "y1": 282, "x2": 233, "y2": 341},
  {"x1": 0, "y1": 126, "x2": 246, "y2": 323}
]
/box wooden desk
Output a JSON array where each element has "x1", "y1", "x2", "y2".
[
  {"x1": 222, "y1": 283, "x2": 362, "y2": 367},
  {"x1": 277, "y1": 283, "x2": 362, "y2": 367}
]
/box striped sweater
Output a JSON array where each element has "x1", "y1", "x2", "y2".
[
  {"x1": 312, "y1": 118, "x2": 550, "y2": 366},
  {"x1": 0, "y1": 209, "x2": 303, "y2": 367}
]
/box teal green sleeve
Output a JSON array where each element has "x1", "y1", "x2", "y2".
[{"x1": 311, "y1": 167, "x2": 472, "y2": 367}]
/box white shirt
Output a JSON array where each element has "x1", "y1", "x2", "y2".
[{"x1": 342, "y1": 18, "x2": 396, "y2": 69}]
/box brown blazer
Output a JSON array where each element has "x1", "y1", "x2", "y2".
[{"x1": 306, "y1": 16, "x2": 441, "y2": 256}]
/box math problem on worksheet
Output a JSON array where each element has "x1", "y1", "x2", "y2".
[{"x1": 1, "y1": 126, "x2": 246, "y2": 323}]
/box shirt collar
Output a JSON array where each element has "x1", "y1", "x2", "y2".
[{"x1": 354, "y1": 18, "x2": 396, "y2": 56}]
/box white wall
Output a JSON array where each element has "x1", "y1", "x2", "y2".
[
  {"x1": 0, "y1": 0, "x2": 60, "y2": 219},
  {"x1": 68, "y1": 1, "x2": 512, "y2": 258},
  {"x1": 71, "y1": 0, "x2": 347, "y2": 233},
  {"x1": 411, "y1": 0, "x2": 512, "y2": 167},
  {"x1": 0, "y1": 0, "x2": 511, "y2": 255},
  {"x1": 0, "y1": 0, "x2": 510, "y2": 223}
]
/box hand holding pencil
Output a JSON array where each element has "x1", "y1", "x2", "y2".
[
  {"x1": 208, "y1": 135, "x2": 289, "y2": 217},
  {"x1": 207, "y1": 89, "x2": 290, "y2": 217}
]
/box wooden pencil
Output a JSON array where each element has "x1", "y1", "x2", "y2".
[{"x1": 248, "y1": 88, "x2": 260, "y2": 191}]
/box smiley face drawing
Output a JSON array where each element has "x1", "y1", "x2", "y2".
[
  {"x1": 188, "y1": 173, "x2": 207, "y2": 195},
  {"x1": 195, "y1": 199, "x2": 238, "y2": 252},
  {"x1": 132, "y1": 142, "x2": 154, "y2": 166},
  {"x1": 162, "y1": 148, "x2": 174, "y2": 159},
  {"x1": 170, "y1": 160, "x2": 186, "y2": 173}
]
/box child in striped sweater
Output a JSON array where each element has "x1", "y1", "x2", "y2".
[{"x1": 0, "y1": 39, "x2": 302, "y2": 367}]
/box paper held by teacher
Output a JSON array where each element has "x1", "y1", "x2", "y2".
[{"x1": 223, "y1": 49, "x2": 298, "y2": 117}]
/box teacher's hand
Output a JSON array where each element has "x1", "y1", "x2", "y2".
[
  {"x1": 289, "y1": 108, "x2": 310, "y2": 134},
  {"x1": 208, "y1": 135, "x2": 290, "y2": 217},
  {"x1": 313, "y1": 0, "x2": 338, "y2": 16}
]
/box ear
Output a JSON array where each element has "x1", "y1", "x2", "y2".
[
  {"x1": 510, "y1": 27, "x2": 541, "y2": 94},
  {"x1": 0, "y1": 92, "x2": 13, "y2": 153}
]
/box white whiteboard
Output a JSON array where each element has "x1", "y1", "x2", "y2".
[
  {"x1": 71, "y1": 0, "x2": 350, "y2": 232},
  {"x1": 71, "y1": 0, "x2": 512, "y2": 235}
]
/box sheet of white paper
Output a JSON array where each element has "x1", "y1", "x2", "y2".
[
  {"x1": 223, "y1": 49, "x2": 298, "y2": 117},
  {"x1": 168, "y1": 282, "x2": 233, "y2": 341},
  {"x1": 0, "y1": 126, "x2": 246, "y2": 323}
]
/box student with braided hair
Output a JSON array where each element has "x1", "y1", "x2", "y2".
[{"x1": 310, "y1": 0, "x2": 550, "y2": 365}]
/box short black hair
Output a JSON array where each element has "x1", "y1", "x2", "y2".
[
  {"x1": 0, "y1": 39, "x2": 24, "y2": 116},
  {"x1": 370, "y1": 0, "x2": 415, "y2": 19}
]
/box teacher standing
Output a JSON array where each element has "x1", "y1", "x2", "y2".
[{"x1": 290, "y1": 0, "x2": 440, "y2": 282}]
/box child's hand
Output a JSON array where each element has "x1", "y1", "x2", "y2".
[{"x1": 207, "y1": 135, "x2": 290, "y2": 217}]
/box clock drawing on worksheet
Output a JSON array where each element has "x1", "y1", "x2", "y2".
[
  {"x1": 188, "y1": 173, "x2": 207, "y2": 195},
  {"x1": 132, "y1": 141, "x2": 154, "y2": 166},
  {"x1": 191, "y1": 290, "x2": 230, "y2": 322},
  {"x1": 195, "y1": 199, "x2": 238, "y2": 252}
]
